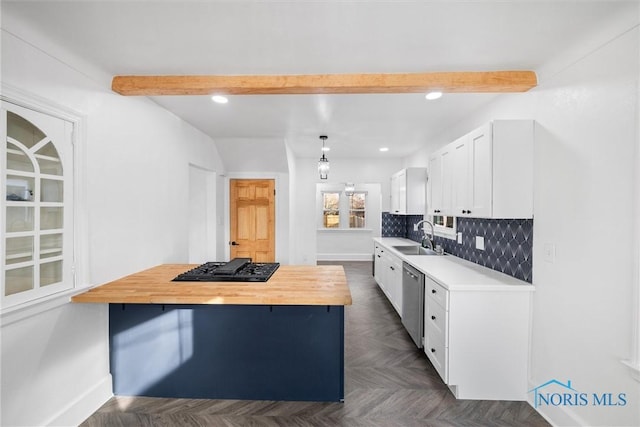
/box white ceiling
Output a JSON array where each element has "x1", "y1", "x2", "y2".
[{"x1": 3, "y1": 1, "x2": 633, "y2": 159}]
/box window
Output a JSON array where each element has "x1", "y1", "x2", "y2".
[
  {"x1": 319, "y1": 187, "x2": 369, "y2": 230},
  {"x1": 2, "y1": 101, "x2": 74, "y2": 309},
  {"x1": 322, "y1": 192, "x2": 340, "y2": 228},
  {"x1": 348, "y1": 193, "x2": 366, "y2": 228},
  {"x1": 433, "y1": 214, "x2": 457, "y2": 239}
]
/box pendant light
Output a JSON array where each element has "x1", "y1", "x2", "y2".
[{"x1": 318, "y1": 135, "x2": 330, "y2": 179}]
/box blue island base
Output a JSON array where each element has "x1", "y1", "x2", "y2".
[{"x1": 109, "y1": 304, "x2": 345, "y2": 402}]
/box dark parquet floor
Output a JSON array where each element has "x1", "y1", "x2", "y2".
[{"x1": 80, "y1": 261, "x2": 550, "y2": 427}]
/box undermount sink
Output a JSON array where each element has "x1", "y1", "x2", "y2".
[{"x1": 392, "y1": 245, "x2": 443, "y2": 256}]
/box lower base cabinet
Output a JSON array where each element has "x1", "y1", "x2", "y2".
[
  {"x1": 424, "y1": 276, "x2": 532, "y2": 400},
  {"x1": 373, "y1": 243, "x2": 403, "y2": 317}
]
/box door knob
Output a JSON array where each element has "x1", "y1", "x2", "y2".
[{"x1": 230, "y1": 241, "x2": 239, "y2": 246}]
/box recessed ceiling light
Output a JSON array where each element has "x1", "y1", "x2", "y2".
[
  {"x1": 425, "y1": 91, "x2": 443, "y2": 100},
  {"x1": 211, "y1": 95, "x2": 228, "y2": 104},
  {"x1": 379, "y1": 147, "x2": 389, "y2": 152},
  {"x1": 322, "y1": 147, "x2": 330, "y2": 152}
]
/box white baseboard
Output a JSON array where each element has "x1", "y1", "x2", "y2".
[
  {"x1": 46, "y1": 374, "x2": 113, "y2": 427},
  {"x1": 317, "y1": 253, "x2": 373, "y2": 261}
]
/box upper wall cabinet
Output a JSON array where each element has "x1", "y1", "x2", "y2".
[
  {"x1": 428, "y1": 120, "x2": 534, "y2": 219},
  {"x1": 390, "y1": 168, "x2": 427, "y2": 215},
  {"x1": 427, "y1": 147, "x2": 453, "y2": 216}
]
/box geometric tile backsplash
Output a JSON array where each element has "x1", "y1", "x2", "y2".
[
  {"x1": 381, "y1": 212, "x2": 406, "y2": 237},
  {"x1": 381, "y1": 212, "x2": 533, "y2": 283}
]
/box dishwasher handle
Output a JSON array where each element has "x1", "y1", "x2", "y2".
[{"x1": 404, "y1": 268, "x2": 418, "y2": 280}]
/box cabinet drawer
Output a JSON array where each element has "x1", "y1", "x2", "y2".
[
  {"x1": 425, "y1": 277, "x2": 448, "y2": 309},
  {"x1": 425, "y1": 296, "x2": 448, "y2": 346},
  {"x1": 425, "y1": 328, "x2": 448, "y2": 383}
]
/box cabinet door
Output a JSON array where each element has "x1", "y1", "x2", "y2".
[
  {"x1": 391, "y1": 170, "x2": 407, "y2": 214},
  {"x1": 468, "y1": 124, "x2": 492, "y2": 218},
  {"x1": 452, "y1": 135, "x2": 470, "y2": 216},
  {"x1": 440, "y1": 148, "x2": 454, "y2": 216},
  {"x1": 390, "y1": 172, "x2": 405, "y2": 214},
  {"x1": 388, "y1": 255, "x2": 403, "y2": 316},
  {"x1": 427, "y1": 154, "x2": 442, "y2": 215},
  {"x1": 374, "y1": 246, "x2": 386, "y2": 287}
]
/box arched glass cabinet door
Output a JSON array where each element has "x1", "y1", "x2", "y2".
[{"x1": 1, "y1": 101, "x2": 74, "y2": 308}]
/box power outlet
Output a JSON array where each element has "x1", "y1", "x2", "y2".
[
  {"x1": 475, "y1": 236, "x2": 485, "y2": 250},
  {"x1": 457, "y1": 232, "x2": 462, "y2": 244}
]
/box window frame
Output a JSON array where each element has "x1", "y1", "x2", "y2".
[
  {"x1": 431, "y1": 214, "x2": 457, "y2": 240},
  {"x1": 321, "y1": 191, "x2": 341, "y2": 229},
  {"x1": 347, "y1": 191, "x2": 367, "y2": 229},
  {"x1": 318, "y1": 186, "x2": 370, "y2": 231},
  {"x1": 1, "y1": 86, "x2": 87, "y2": 320}
]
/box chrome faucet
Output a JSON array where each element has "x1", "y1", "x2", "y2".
[{"x1": 413, "y1": 220, "x2": 435, "y2": 250}]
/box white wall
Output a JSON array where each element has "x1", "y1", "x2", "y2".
[
  {"x1": 1, "y1": 18, "x2": 225, "y2": 427},
  {"x1": 405, "y1": 14, "x2": 640, "y2": 427},
  {"x1": 289, "y1": 156, "x2": 402, "y2": 264}
]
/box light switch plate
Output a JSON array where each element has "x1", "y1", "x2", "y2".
[
  {"x1": 543, "y1": 243, "x2": 556, "y2": 263},
  {"x1": 457, "y1": 232, "x2": 462, "y2": 244},
  {"x1": 476, "y1": 236, "x2": 485, "y2": 250}
]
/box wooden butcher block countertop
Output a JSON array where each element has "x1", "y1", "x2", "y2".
[{"x1": 71, "y1": 264, "x2": 353, "y2": 306}]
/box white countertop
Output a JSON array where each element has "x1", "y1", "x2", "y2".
[{"x1": 374, "y1": 237, "x2": 534, "y2": 292}]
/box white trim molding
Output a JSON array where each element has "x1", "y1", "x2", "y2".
[
  {"x1": 626, "y1": 63, "x2": 640, "y2": 381},
  {"x1": 1, "y1": 85, "x2": 90, "y2": 314}
]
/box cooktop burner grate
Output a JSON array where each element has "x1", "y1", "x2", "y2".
[{"x1": 172, "y1": 258, "x2": 280, "y2": 282}]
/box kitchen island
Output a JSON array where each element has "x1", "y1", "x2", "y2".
[{"x1": 72, "y1": 264, "x2": 352, "y2": 402}]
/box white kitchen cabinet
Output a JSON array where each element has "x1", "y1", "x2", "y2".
[
  {"x1": 373, "y1": 243, "x2": 388, "y2": 292},
  {"x1": 424, "y1": 275, "x2": 532, "y2": 400},
  {"x1": 451, "y1": 124, "x2": 493, "y2": 218},
  {"x1": 387, "y1": 253, "x2": 403, "y2": 316},
  {"x1": 426, "y1": 147, "x2": 453, "y2": 216},
  {"x1": 428, "y1": 120, "x2": 533, "y2": 219},
  {"x1": 424, "y1": 278, "x2": 449, "y2": 381},
  {"x1": 373, "y1": 242, "x2": 403, "y2": 316},
  {"x1": 390, "y1": 168, "x2": 427, "y2": 215}
]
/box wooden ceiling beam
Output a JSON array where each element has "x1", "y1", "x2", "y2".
[{"x1": 111, "y1": 71, "x2": 537, "y2": 96}]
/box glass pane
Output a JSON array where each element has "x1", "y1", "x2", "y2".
[
  {"x1": 323, "y1": 211, "x2": 340, "y2": 228},
  {"x1": 6, "y1": 236, "x2": 34, "y2": 264},
  {"x1": 5, "y1": 266, "x2": 34, "y2": 296},
  {"x1": 41, "y1": 207, "x2": 63, "y2": 230},
  {"x1": 6, "y1": 207, "x2": 34, "y2": 232},
  {"x1": 6, "y1": 175, "x2": 34, "y2": 201},
  {"x1": 36, "y1": 142, "x2": 62, "y2": 175},
  {"x1": 7, "y1": 112, "x2": 46, "y2": 150},
  {"x1": 434, "y1": 215, "x2": 454, "y2": 229},
  {"x1": 41, "y1": 234, "x2": 63, "y2": 259},
  {"x1": 35, "y1": 141, "x2": 58, "y2": 158},
  {"x1": 445, "y1": 216, "x2": 454, "y2": 228},
  {"x1": 323, "y1": 193, "x2": 339, "y2": 210},
  {"x1": 349, "y1": 211, "x2": 366, "y2": 228},
  {"x1": 41, "y1": 178, "x2": 63, "y2": 202},
  {"x1": 6, "y1": 142, "x2": 34, "y2": 172},
  {"x1": 349, "y1": 193, "x2": 366, "y2": 209},
  {"x1": 41, "y1": 260, "x2": 63, "y2": 286}
]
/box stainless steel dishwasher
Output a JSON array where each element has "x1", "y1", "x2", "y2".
[{"x1": 402, "y1": 262, "x2": 425, "y2": 348}]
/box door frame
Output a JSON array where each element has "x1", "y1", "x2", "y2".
[
  {"x1": 224, "y1": 172, "x2": 287, "y2": 263},
  {"x1": 188, "y1": 164, "x2": 217, "y2": 263}
]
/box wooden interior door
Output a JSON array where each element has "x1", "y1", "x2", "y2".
[{"x1": 229, "y1": 179, "x2": 275, "y2": 262}]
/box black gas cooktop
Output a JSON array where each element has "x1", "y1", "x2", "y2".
[{"x1": 172, "y1": 258, "x2": 280, "y2": 282}]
